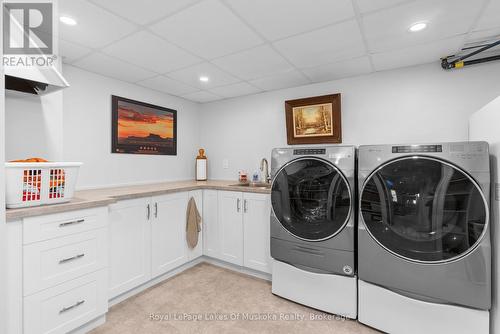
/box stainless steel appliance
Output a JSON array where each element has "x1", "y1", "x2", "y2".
[
  {"x1": 270, "y1": 146, "x2": 357, "y2": 318},
  {"x1": 358, "y1": 142, "x2": 491, "y2": 334}
]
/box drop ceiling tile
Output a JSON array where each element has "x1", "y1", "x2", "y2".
[
  {"x1": 467, "y1": 27, "x2": 500, "y2": 43},
  {"x1": 150, "y1": 0, "x2": 263, "y2": 59},
  {"x1": 87, "y1": 0, "x2": 200, "y2": 25},
  {"x1": 102, "y1": 31, "x2": 201, "y2": 73},
  {"x1": 168, "y1": 62, "x2": 240, "y2": 89},
  {"x1": 59, "y1": 0, "x2": 137, "y2": 48},
  {"x1": 211, "y1": 45, "x2": 292, "y2": 80},
  {"x1": 356, "y1": 0, "x2": 414, "y2": 14},
  {"x1": 371, "y1": 35, "x2": 463, "y2": 71},
  {"x1": 249, "y1": 70, "x2": 309, "y2": 91},
  {"x1": 224, "y1": 0, "x2": 354, "y2": 41},
  {"x1": 362, "y1": 0, "x2": 482, "y2": 53},
  {"x1": 73, "y1": 53, "x2": 156, "y2": 83},
  {"x1": 59, "y1": 39, "x2": 92, "y2": 64},
  {"x1": 302, "y1": 57, "x2": 372, "y2": 82},
  {"x1": 182, "y1": 91, "x2": 222, "y2": 103},
  {"x1": 273, "y1": 20, "x2": 366, "y2": 68},
  {"x1": 208, "y1": 82, "x2": 261, "y2": 98},
  {"x1": 474, "y1": 0, "x2": 500, "y2": 32},
  {"x1": 137, "y1": 75, "x2": 199, "y2": 96}
]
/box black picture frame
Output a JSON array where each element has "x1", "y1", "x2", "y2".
[{"x1": 111, "y1": 95, "x2": 177, "y2": 155}]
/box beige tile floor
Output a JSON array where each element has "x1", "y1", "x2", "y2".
[{"x1": 90, "y1": 263, "x2": 380, "y2": 334}]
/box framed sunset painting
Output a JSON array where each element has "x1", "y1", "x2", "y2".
[{"x1": 111, "y1": 96, "x2": 177, "y2": 155}]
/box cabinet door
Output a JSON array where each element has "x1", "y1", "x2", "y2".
[
  {"x1": 151, "y1": 192, "x2": 189, "y2": 278},
  {"x1": 218, "y1": 191, "x2": 244, "y2": 265},
  {"x1": 108, "y1": 198, "x2": 151, "y2": 299},
  {"x1": 187, "y1": 190, "x2": 203, "y2": 261},
  {"x1": 243, "y1": 193, "x2": 272, "y2": 273},
  {"x1": 203, "y1": 190, "x2": 219, "y2": 259}
]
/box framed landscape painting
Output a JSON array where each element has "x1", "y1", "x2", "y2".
[
  {"x1": 285, "y1": 94, "x2": 341, "y2": 145},
  {"x1": 111, "y1": 95, "x2": 177, "y2": 155}
]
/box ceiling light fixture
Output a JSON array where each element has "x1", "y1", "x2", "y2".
[
  {"x1": 60, "y1": 16, "x2": 77, "y2": 26},
  {"x1": 408, "y1": 22, "x2": 427, "y2": 32},
  {"x1": 199, "y1": 76, "x2": 209, "y2": 82}
]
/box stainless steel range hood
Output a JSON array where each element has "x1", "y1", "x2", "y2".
[{"x1": 5, "y1": 65, "x2": 70, "y2": 95}]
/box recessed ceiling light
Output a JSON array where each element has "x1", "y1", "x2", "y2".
[
  {"x1": 408, "y1": 22, "x2": 427, "y2": 32},
  {"x1": 60, "y1": 16, "x2": 77, "y2": 26},
  {"x1": 199, "y1": 76, "x2": 209, "y2": 82}
]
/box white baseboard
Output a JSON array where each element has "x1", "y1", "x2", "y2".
[
  {"x1": 109, "y1": 256, "x2": 271, "y2": 308},
  {"x1": 109, "y1": 256, "x2": 205, "y2": 307},
  {"x1": 202, "y1": 256, "x2": 272, "y2": 281},
  {"x1": 69, "y1": 315, "x2": 106, "y2": 334}
]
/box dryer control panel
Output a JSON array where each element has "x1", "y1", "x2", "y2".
[{"x1": 392, "y1": 145, "x2": 442, "y2": 153}]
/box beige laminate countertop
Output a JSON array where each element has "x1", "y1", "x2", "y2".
[{"x1": 6, "y1": 180, "x2": 271, "y2": 221}]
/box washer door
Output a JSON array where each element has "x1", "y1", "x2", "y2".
[
  {"x1": 271, "y1": 157, "x2": 352, "y2": 241},
  {"x1": 360, "y1": 156, "x2": 488, "y2": 263}
]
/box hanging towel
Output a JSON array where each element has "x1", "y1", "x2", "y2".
[{"x1": 186, "y1": 197, "x2": 202, "y2": 249}]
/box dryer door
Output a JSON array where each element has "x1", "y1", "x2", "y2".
[
  {"x1": 271, "y1": 157, "x2": 352, "y2": 241},
  {"x1": 360, "y1": 156, "x2": 488, "y2": 263}
]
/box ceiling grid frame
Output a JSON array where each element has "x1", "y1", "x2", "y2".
[{"x1": 57, "y1": 0, "x2": 500, "y2": 103}]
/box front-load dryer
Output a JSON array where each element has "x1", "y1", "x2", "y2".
[
  {"x1": 270, "y1": 146, "x2": 357, "y2": 318},
  {"x1": 358, "y1": 142, "x2": 491, "y2": 334}
]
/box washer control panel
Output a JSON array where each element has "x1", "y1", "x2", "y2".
[{"x1": 293, "y1": 148, "x2": 326, "y2": 155}]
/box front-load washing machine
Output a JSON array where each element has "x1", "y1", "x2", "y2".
[
  {"x1": 270, "y1": 146, "x2": 357, "y2": 318},
  {"x1": 358, "y1": 142, "x2": 491, "y2": 334}
]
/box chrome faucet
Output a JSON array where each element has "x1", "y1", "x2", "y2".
[{"x1": 260, "y1": 158, "x2": 271, "y2": 183}]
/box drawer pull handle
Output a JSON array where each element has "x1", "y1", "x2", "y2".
[
  {"x1": 59, "y1": 300, "x2": 85, "y2": 314},
  {"x1": 59, "y1": 253, "x2": 85, "y2": 264},
  {"x1": 59, "y1": 219, "x2": 84, "y2": 228},
  {"x1": 244, "y1": 199, "x2": 248, "y2": 213}
]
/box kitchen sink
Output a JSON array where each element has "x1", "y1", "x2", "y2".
[{"x1": 229, "y1": 182, "x2": 271, "y2": 189}]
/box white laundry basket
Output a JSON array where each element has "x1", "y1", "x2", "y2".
[{"x1": 5, "y1": 162, "x2": 82, "y2": 209}]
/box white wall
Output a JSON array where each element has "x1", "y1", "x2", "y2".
[
  {"x1": 62, "y1": 65, "x2": 201, "y2": 189},
  {"x1": 5, "y1": 90, "x2": 63, "y2": 161},
  {"x1": 4, "y1": 2, "x2": 65, "y2": 162},
  {"x1": 6, "y1": 60, "x2": 500, "y2": 189},
  {"x1": 200, "y1": 62, "x2": 500, "y2": 180},
  {"x1": 469, "y1": 96, "x2": 500, "y2": 334}
]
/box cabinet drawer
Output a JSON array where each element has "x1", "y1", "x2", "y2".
[
  {"x1": 24, "y1": 269, "x2": 108, "y2": 334},
  {"x1": 24, "y1": 229, "x2": 108, "y2": 296},
  {"x1": 23, "y1": 207, "x2": 108, "y2": 244}
]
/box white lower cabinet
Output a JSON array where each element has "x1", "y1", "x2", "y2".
[
  {"x1": 109, "y1": 191, "x2": 204, "y2": 299},
  {"x1": 243, "y1": 193, "x2": 272, "y2": 274},
  {"x1": 218, "y1": 191, "x2": 244, "y2": 265},
  {"x1": 203, "y1": 190, "x2": 219, "y2": 258},
  {"x1": 151, "y1": 192, "x2": 189, "y2": 278},
  {"x1": 24, "y1": 269, "x2": 108, "y2": 334},
  {"x1": 204, "y1": 190, "x2": 271, "y2": 273},
  {"x1": 6, "y1": 207, "x2": 109, "y2": 334},
  {"x1": 108, "y1": 198, "x2": 151, "y2": 299},
  {"x1": 24, "y1": 228, "x2": 108, "y2": 296}
]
